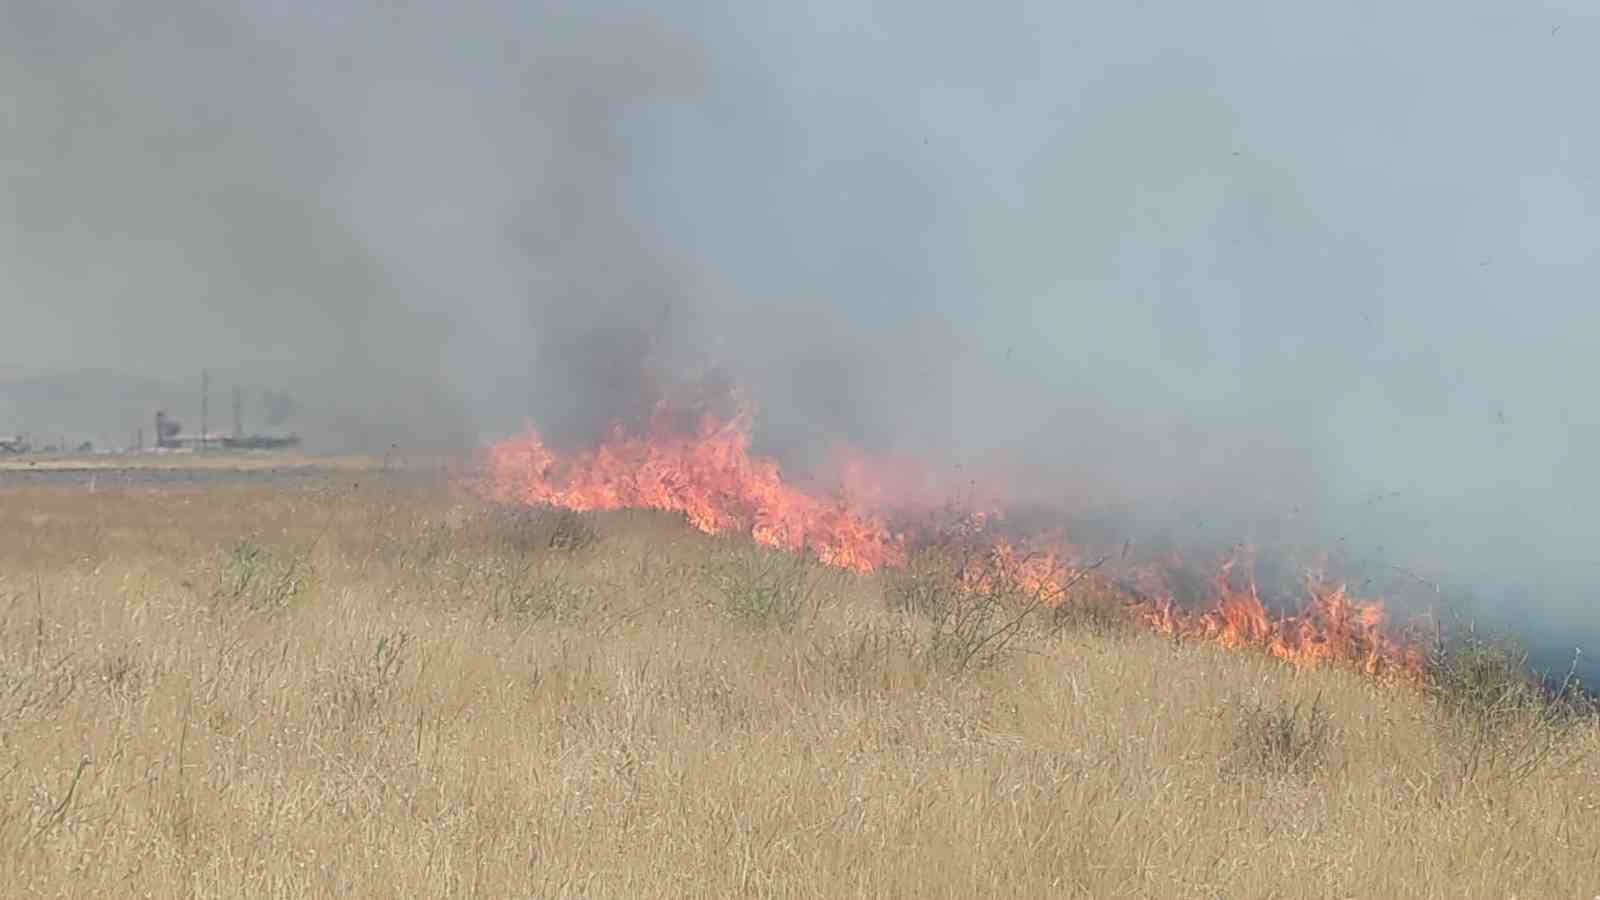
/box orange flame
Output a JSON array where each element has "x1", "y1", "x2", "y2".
[
  {"x1": 483, "y1": 404, "x2": 1425, "y2": 680},
  {"x1": 487, "y1": 404, "x2": 903, "y2": 572},
  {"x1": 1134, "y1": 556, "x2": 1424, "y2": 678}
]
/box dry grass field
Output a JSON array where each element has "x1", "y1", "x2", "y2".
[{"x1": 0, "y1": 468, "x2": 1596, "y2": 898}]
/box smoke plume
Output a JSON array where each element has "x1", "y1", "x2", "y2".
[{"x1": 4, "y1": 0, "x2": 1597, "y2": 676}]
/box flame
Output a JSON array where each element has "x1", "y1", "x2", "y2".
[
  {"x1": 487, "y1": 403, "x2": 903, "y2": 573},
  {"x1": 1134, "y1": 556, "x2": 1424, "y2": 678},
  {"x1": 484, "y1": 402, "x2": 1425, "y2": 680}
]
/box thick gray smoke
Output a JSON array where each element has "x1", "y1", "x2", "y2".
[{"x1": 3, "y1": 1, "x2": 1597, "y2": 672}]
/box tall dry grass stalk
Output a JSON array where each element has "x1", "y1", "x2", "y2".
[{"x1": 0, "y1": 474, "x2": 1595, "y2": 897}]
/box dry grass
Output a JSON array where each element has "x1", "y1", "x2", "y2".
[
  {"x1": 0, "y1": 472, "x2": 1596, "y2": 898},
  {"x1": 0, "y1": 452, "x2": 405, "y2": 473}
]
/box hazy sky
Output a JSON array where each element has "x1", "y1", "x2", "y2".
[{"x1": 4, "y1": 1, "x2": 1598, "y2": 636}]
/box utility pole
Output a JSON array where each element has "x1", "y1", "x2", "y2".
[
  {"x1": 200, "y1": 369, "x2": 210, "y2": 452},
  {"x1": 233, "y1": 386, "x2": 243, "y2": 442}
]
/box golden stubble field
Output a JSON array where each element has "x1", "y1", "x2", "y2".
[{"x1": 0, "y1": 466, "x2": 1596, "y2": 898}]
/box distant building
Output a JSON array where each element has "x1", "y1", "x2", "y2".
[{"x1": 155, "y1": 411, "x2": 183, "y2": 449}]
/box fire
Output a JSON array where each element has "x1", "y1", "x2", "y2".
[
  {"x1": 1135, "y1": 557, "x2": 1424, "y2": 678},
  {"x1": 483, "y1": 401, "x2": 1425, "y2": 680},
  {"x1": 487, "y1": 403, "x2": 904, "y2": 573}
]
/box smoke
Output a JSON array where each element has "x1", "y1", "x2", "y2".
[
  {"x1": 4, "y1": 1, "x2": 1598, "y2": 670},
  {"x1": 0, "y1": 0, "x2": 467, "y2": 448}
]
